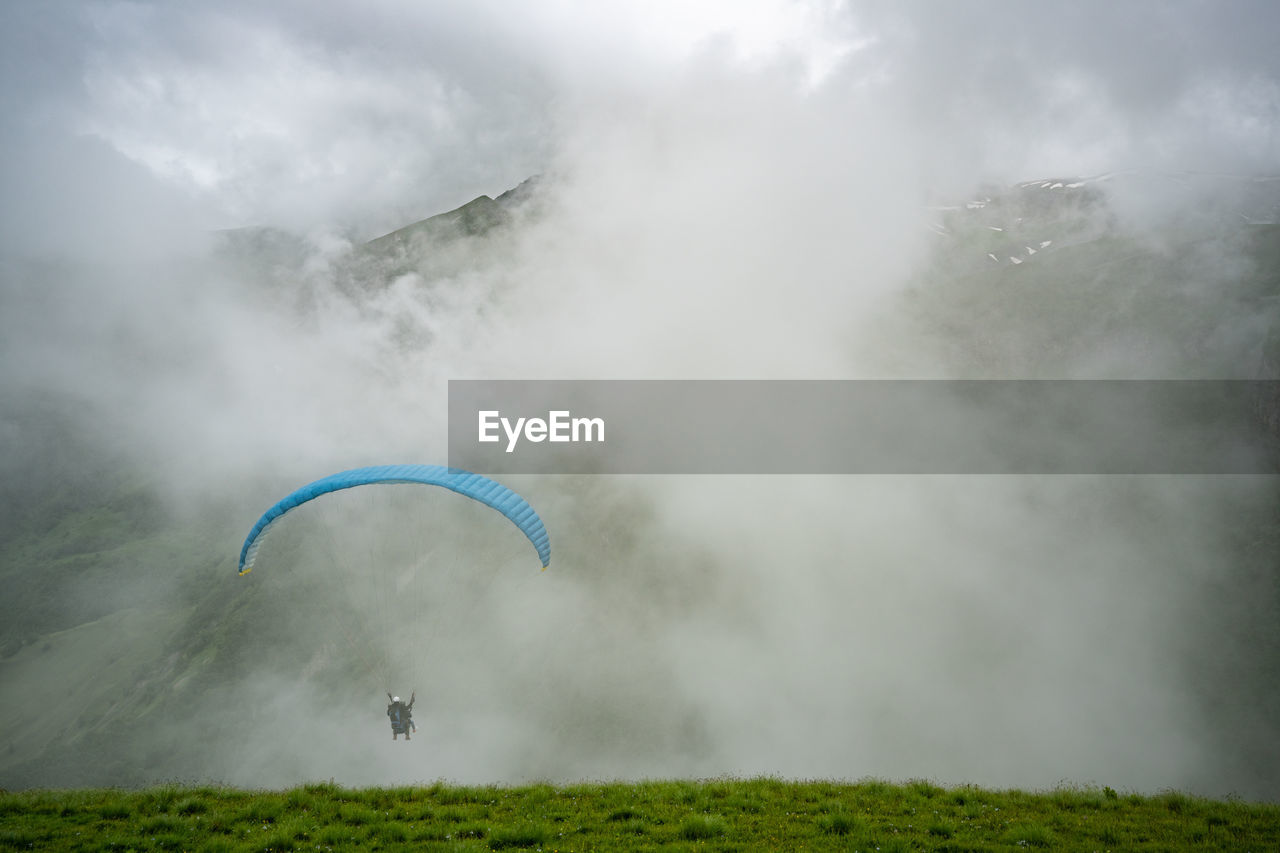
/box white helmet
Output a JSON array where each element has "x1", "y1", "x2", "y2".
[{"x1": 392, "y1": 696, "x2": 401, "y2": 703}]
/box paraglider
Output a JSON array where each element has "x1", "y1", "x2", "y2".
[
  {"x1": 236, "y1": 464, "x2": 550, "y2": 737},
  {"x1": 387, "y1": 692, "x2": 416, "y2": 741}
]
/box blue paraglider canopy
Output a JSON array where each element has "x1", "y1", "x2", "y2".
[{"x1": 238, "y1": 464, "x2": 550, "y2": 575}]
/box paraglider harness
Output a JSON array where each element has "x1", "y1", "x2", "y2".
[{"x1": 387, "y1": 692, "x2": 416, "y2": 739}]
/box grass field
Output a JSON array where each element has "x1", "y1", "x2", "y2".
[{"x1": 2, "y1": 778, "x2": 1278, "y2": 851}]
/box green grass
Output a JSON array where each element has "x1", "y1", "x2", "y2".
[{"x1": 1, "y1": 778, "x2": 1277, "y2": 851}]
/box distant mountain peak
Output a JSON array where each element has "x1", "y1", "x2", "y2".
[{"x1": 363, "y1": 175, "x2": 544, "y2": 253}]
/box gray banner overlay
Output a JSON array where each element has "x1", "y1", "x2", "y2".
[{"x1": 448, "y1": 380, "x2": 1280, "y2": 474}]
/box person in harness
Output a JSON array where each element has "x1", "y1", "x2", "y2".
[{"x1": 386, "y1": 692, "x2": 416, "y2": 741}]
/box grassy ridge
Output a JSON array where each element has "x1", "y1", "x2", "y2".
[{"x1": 2, "y1": 779, "x2": 1278, "y2": 851}]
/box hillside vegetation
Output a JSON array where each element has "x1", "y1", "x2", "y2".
[{"x1": 4, "y1": 778, "x2": 1279, "y2": 851}]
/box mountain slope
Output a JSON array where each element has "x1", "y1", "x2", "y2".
[{"x1": 3, "y1": 172, "x2": 1280, "y2": 794}]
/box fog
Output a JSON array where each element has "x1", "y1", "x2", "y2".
[{"x1": 2, "y1": 1, "x2": 1279, "y2": 798}]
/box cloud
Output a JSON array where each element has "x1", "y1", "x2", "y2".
[
  {"x1": 845, "y1": 0, "x2": 1280, "y2": 181},
  {"x1": 7, "y1": 1, "x2": 1276, "y2": 236},
  {"x1": 2, "y1": 0, "x2": 1279, "y2": 799}
]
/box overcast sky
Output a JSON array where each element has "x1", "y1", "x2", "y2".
[{"x1": 2, "y1": 0, "x2": 1277, "y2": 255}]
